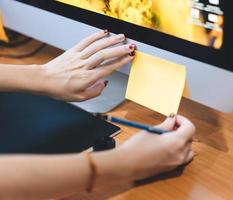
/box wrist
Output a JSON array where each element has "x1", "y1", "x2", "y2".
[
  {"x1": 92, "y1": 148, "x2": 134, "y2": 186},
  {"x1": 28, "y1": 65, "x2": 48, "y2": 94},
  {"x1": 20, "y1": 64, "x2": 50, "y2": 95}
]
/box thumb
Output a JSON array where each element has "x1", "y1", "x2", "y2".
[
  {"x1": 155, "y1": 115, "x2": 176, "y2": 131},
  {"x1": 78, "y1": 80, "x2": 108, "y2": 101}
]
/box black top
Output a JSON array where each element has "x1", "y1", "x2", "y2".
[{"x1": 0, "y1": 92, "x2": 120, "y2": 154}]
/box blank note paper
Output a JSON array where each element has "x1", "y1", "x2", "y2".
[{"x1": 126, "y1": 51, "x2": 186, "y2": 116}]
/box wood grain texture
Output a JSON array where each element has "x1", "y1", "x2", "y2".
[{"x1": 1, "y1": 40, "x2": 233, "y2": 200}]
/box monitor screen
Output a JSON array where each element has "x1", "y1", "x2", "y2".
[
  {"x1": 57, "y1": 0, "x2": 224, "y2": 49},
  {"x1": 14, "y1": 0, "x2": 232, "y2": 72}
]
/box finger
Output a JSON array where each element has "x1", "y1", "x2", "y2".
[
  {"x1": 72, "y1": 30, "x2": 109, "y2": 52},
  {"x1": 80, "y1": 55, "x2": 133, "y2": 90},
  {"x1": 89, "y1": 55, "x2": 134, "y2": 83},
  {"x1": 84, "y1": 44, "x2": 135, "y2": 70},
  {"x1": 79, "y1": 34, "x2": 126, "y2": 59},
  {"x1": 184, "y1": 150, "x2": 195, "y2": 164},
  {"x1": 81, "y1": 55, "x2": 133, "y2": 89},
  {"x1": 172, "y1": 115, "x2": 196, "y2": 142},
  {"x1": 176, "y1": 145, "x2": 192, "y2": 164},
  {"x1": 155, "y1": 115, "x2": 177, "y2": 131},
  {"x1": 75, "y1": 80, "x2": 107, "y2": 101}
]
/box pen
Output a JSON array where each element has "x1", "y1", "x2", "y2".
[{"x1": 93, "y1": 113, "x2": 168, "y2": 135}]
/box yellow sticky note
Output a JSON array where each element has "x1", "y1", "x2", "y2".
[
  {"x1": 0, "y1": 11, "x2": 8, "y2": 42},
  {"x1": 126, "y1": 51, "x2": 186, "y2": 116}
]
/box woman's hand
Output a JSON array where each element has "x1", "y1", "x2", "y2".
[
  {"x1": 120, "y1": 115, "x2": 196, "y2": 180},
  {"x1": 93, "y1": 115, "x2": 196, "y2": 184},
  {"x1": 42, "y1": 31, "x2": 136, "y2": 101}
]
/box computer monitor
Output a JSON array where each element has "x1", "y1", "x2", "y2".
[{"x1": 1, "y1": 0, "x2": 233, "y2": 112}]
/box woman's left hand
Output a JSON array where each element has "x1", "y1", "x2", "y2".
[{"x1": 41, "y1": 31, "x2": 135, "y2": 101}]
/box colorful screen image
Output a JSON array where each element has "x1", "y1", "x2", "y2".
[{"x1": 57, "y1": 0, "x2": 224, "y2": 49}]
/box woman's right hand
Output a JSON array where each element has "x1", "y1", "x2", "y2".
[
  {"x1": 119, "y1": 115, "x2": 196, "y2": 181},
  {"x1": 93, "y1": 115, "x2": 196, "y2": 185}
]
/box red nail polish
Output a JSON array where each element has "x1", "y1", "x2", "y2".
[
  {"x1": 129, "y1": 51, "x2": 135, "y2": 56},
  {"x1": 129, "y1": 44, "x2": 136, "y2": 50},
  {"x1": 104, "y1": 80, "x2": 109, "y2": 87}
]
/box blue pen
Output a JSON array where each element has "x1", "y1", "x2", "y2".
[{"x1": 93, "y1": 113, "x2": 168, "y2": 135}]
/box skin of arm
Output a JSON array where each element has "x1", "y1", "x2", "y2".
[
  {"x1": 0, "y1": 64, "x2": 47, "y2": 94},
  {"x1": 0, "y1": 149, "x2": 127, "y2": 199}
]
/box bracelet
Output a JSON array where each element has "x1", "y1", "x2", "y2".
[{"x1": 86, "y1": 152, "x2": 98, "y2": 193}]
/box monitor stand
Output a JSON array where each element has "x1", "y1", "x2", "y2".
[{"x1": 71, "y1": 71, "x2": 128, "y2": 113}]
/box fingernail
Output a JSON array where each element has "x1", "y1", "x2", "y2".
[
  {"x1": 129, "y1": 44, "x2": 136, "y2": 50},
  {"x1": 116, "y1": 34, "x2": 125, "y2": 40},
  {"x1": 168, "y1": 113, "x2": 176, "y2": 118},
  {"x1": 104, "y1": 80, "x2": 109, "y2": 87},
  {"x1": 103, "y1": 29, "x2": 108, "y2": 34},
  {"x1": 129, "y1": 51, "x2": 135, "y2": 56}
]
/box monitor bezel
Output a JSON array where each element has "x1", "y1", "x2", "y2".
[{"x1": 15, "y1": 0, "x2": 233, "y2": 72}]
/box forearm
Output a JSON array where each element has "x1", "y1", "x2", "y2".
[
  {"x1": 0, "y1": 154, "x2": 90, "y2": 199},
  {"x1": 0, "y1": 150, "x2": 130, "y2": 199},
  {"x1": 0, "y1": 64, "x2": 46, "y2": 94}
]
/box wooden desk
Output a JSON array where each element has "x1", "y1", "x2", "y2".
[{"x1": 1, "y1": 40, "x2": 233, "y2": 200}]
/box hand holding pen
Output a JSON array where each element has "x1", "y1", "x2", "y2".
[
  {"x1": 93, "y1": 113, "x2": 177, "y2": 135},
  {"x1": 91, "y1": 113, "x2": 197, "y2": 187},
  {"x1": 93, "y1": 113, "x2": 199, "y2": 143}
]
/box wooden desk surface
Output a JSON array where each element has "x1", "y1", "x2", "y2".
[{"x1": 1, "y1": 40, "x2": 233, "y2": 200}]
